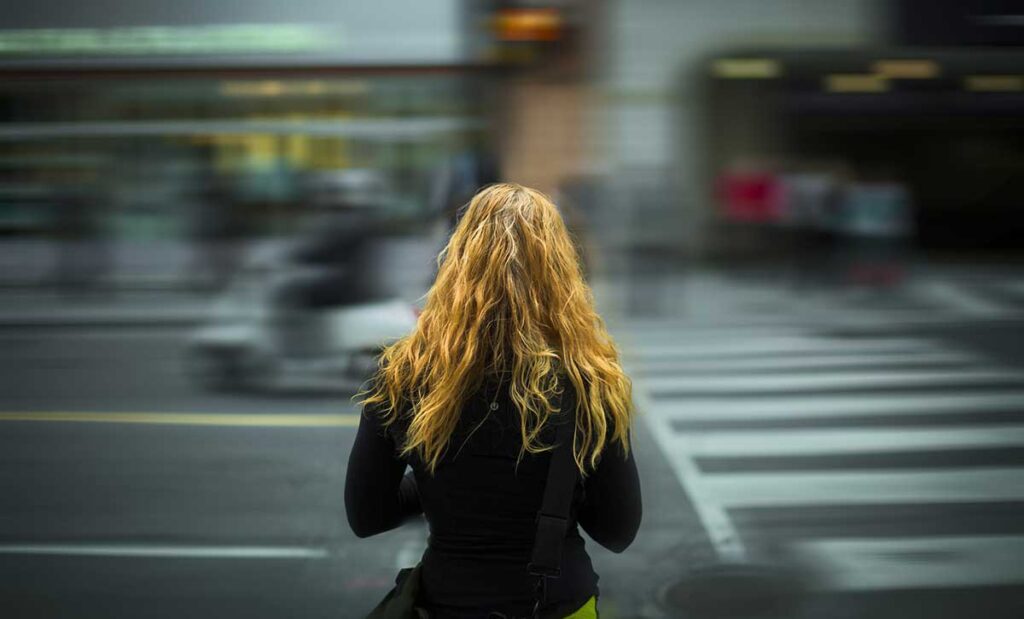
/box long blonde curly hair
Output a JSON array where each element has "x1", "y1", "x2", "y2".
[{"x1": 354, "y1": 183, "x2": 634, "y2": 476}]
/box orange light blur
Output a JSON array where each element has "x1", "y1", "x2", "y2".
[{"x1": 494, "y1": 8, "x2": 563, "y2": 42}]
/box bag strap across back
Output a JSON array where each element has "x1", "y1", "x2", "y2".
[{"x1": 528, "y1": 383, "x2": 578, "y2": 579}]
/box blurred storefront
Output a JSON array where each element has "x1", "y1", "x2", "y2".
[
  {"x1": 704, "y1": 46, "x2": 1024, "y2": 260},
  {"x1": 0, "y1": 1, "x2": 492, "y2": 288},
  {"x1": 0, "y1": 69, "x2": 486, "y2": 229},
  {"x1": 598, "y1": 0, "x2": 1024, "y2": 266},
  {"x1": 9, "y1": 0, "x2": 1022, "y2": 289},
  {"x1": 600, "y1": 0, "x2": 881, "y2": 262}
]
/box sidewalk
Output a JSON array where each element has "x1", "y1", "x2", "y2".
[
  {"x1": 0, "y1": 235, "x2": 444, "y2": 329},
  {"x1": 0, "y1": 289, "x2": 210, "y2": 328}
]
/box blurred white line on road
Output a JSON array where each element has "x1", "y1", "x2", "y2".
[
  {"x1": 645, "y1": 368, "x2": 1022, "y2": 394},
  {"x1": 635, "y1": 351, "x2": 979, "y2": 374},
  {"x1": 792, "y1": 535, "x2": 1024, "y2": 590},
  {"x1": 617, "y1": 324, "x2": 810, "y2": 342},
  {"x1": 0, "y1": 544, "x2": 328, "y2": 559},
  {"x1": 681, "y1": 426, "x2": 1024, "y2": 457},
  {"x1": 395, "y1": 539, "x2": 428, "y2": 570},
  {"x1": 915, "y1": 281, "x2": 1008, "y2": 317},
  {"x1": 0, "y1": 412, "x2": 360, "y2": 427},
  {"x1": 651, "y1": 392, "x2": 1024, "y2": 420},
  {"x1": 629, "y1": 371, "x2": 748, "y2": 561},
  {"x1": 702, "y1": 468, "x2": 1024, "y2": 507},
  {"x1": 638, "y1": 337, "x2": 939, "y2": 359}
]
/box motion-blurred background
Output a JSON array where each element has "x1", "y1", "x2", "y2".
[{"x1": 1, "y1": 1, "x2": 1023, "y2": 618}]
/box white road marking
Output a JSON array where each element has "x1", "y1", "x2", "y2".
[
  {"x1": 631, "y1": 371, "x2": 748, "y2": 561},
  {"x1": 792, "y1": 535, "x2": 1024, "y2": 590},
  {"x1": 644, "y1": 368, "x2": 1023, "y2": 394},
  {"x1": 637, "y1": 337, "x2": 939, "y2": 359},
  {"x1": 916, "y1": 281, "x2": 1008, "y2": 317},
  {"x1": 0, "y1": 544, "x2": 328, "y2": 559},
  {"x1": 678, "y1": 425, "x2": 1024, "y2": 457},
  {"x1": 395, "y1": 538, "x2": 428, "y2": 570},
  {"x1": 0, "y1": 412, "x2": 360, "y2": 427},
  {"x1": 701, "y1": 468, "x2": 1024, "y2": 507},
  {"x1": 618, "y1": 324, "x2": 811, "y2": 342},
  {"x1": 629, "y1": 320, "x2": 1024, "y2": 576},
  {"x1": 650, "y1": 392, "x2": 1024, "y2": 421},
  {"x1": 634, "y1": 351, "x2": 978, "y2": 374}
]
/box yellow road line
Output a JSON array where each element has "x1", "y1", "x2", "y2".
[{"x1": 0, "y1": 412, "x2": 361, "y2": 427}]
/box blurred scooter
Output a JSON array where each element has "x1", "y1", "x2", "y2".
[
  {"x1": 185, "y1": 170, "x2": 421, "y2": 394},
  {"x1": 185, "y1": 243, "x2": 419, "y2": 394}
]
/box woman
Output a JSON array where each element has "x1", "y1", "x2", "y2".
[{"x1": 345, "y1": 183, "x2": 642, "y2": 618}]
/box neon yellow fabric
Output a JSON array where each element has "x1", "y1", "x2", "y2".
[{"x1": 563, "y1": 596, "x2": 598, "y2": 618}]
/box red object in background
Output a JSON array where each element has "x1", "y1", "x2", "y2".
[{"x1": 717, "y1": 171, "x2": 784, "y2": 223}]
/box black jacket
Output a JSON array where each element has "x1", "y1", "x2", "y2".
[{"x1": 345, "y1": 375, "x2": 642, "y2": 618}]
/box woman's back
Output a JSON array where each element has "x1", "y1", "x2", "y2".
[{"x1": 411, "y1": 376, "x2": 596, "y2": 617}]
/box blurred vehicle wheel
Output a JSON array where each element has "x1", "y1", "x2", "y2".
[
  {"x1": 241, "y1": 349, "x2": 280, "y2": 394},
  {"x1": 185, "y1": 346, "x2": 245, "y2": 392}
]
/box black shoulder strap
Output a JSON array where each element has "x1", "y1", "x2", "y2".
[{"x1": 528, "y1": 382, "x2": 578, "y2": 578}]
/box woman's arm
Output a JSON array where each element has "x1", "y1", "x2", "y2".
[
  {"x1": 576, "y1": 432, "x2": 642, "y2": 553},
  {"x1": 344, "y1": 403, "x2": 422, "y2": 538}
]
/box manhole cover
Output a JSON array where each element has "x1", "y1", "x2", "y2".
[{"x1": 657, "y1": 562, "x2": 804, "y2": 619}]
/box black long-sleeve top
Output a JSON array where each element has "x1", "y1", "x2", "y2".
[{"x1": 344, "y1": 374, "x2": 642, "y2": 618}]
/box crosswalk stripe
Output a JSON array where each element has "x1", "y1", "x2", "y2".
[
  {"x1": 633, "y1": 351, "x2": 978, "y2": 374},
  {"x1": 644, "y1": 368, "x2": 1022, "y2": 394},
  {"x1": 633, "y1": 375, "x2": 748, "y2": 560},
  {"x1": 637, "y1": 337, "x2": 940, "y2": 359},
  {"x1": 916, "y1": 281, "x2": 1010, "y2": 317},
  {"x1": 649, "y1": 392, "x2": 1024, "y2": 421},
  {"x1": 614, "y1": 319, "x2": 801, "y2": 332},
  {"x1": 0, "y1": 412, "x2": 360, "y2": 427},
  {"x1": 791, "y1": 535, "x2": 1024, "y2": 590},
  {"x1": 676, "y1": 426, "x2": 1024, "y2": 457},
  {"x1": 701, "y1": 468, "x2": 1024, "y2": 507},
  {"x1": 809, "y1": 311, "x2": 1021, "y2": 329},
  {"x1": 631, "y1": 317, "x2": 1024, "y2": 576},
  {"x1": 618, "y1": 325, "x2": 811, "y2": 341},
  {"x1": 0, "y1": 544, "x2": 328, "y2": 559},
  {"x1": 618, "y1": 305, "x2": 981, "y2": 329},
  {"x1": 1002, "y1": 281, "x2": 1024, "y2": 295}
]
